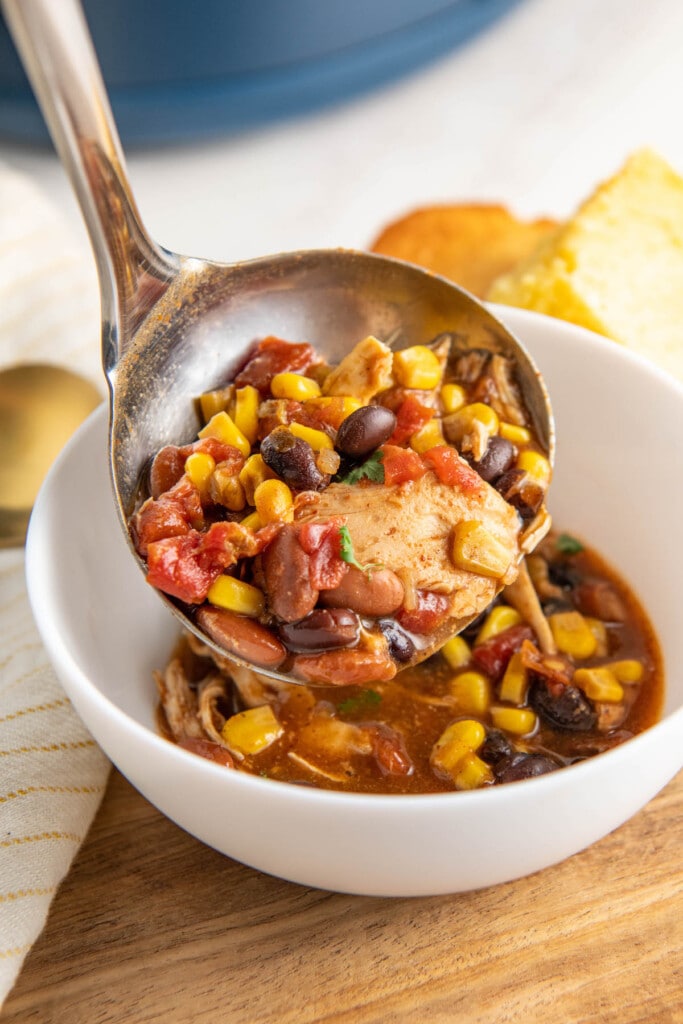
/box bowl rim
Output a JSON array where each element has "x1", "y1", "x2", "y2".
[{"x1": 25, "y1": 306, "x2": 683, "y2": 811}]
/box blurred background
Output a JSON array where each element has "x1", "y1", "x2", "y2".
[{"x1": 0, "y1": 0, "x2": 682, "y2": 269}]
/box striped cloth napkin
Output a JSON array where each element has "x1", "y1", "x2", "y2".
[{"x1": 0, "y1": 161, "x2": 110, "y2": 1005}]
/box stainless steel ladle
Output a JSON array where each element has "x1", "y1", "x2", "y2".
[{"x1": 3, "y1": 0, "x2": 554, "y2": 683}]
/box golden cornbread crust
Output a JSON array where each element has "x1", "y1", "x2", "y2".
[
  {"x1": 487, "y1": 149, "x2": 683, "y2": 380},
  {"x1": 370, "y1": 204, "x2": 557, "y2": 300}
]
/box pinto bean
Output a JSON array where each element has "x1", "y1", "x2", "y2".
[
  {"x1": 261, "y1": 524, "x2": 318, "y2": 622},
  {"x1": 321, "y1": 566, "x2": 404, "y2": 617},
  {"x1": 278, "y1": 608, "x2": 360, "y2": 652},
  {"x1": 196, "y1": 606, "x2": 286, "y2": 668},
  {"x1": 292, "y1": 646, "x2": 397, "y2": 685}
]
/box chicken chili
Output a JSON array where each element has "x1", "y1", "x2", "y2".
[
  {"x1": 157, "y1": 531, "x2": 663, "y2": 793},
  {"x1": 131, "y1": 333, "x2": 551, "y2": 683}
]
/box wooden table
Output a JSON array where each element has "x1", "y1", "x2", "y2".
[{"x1": 4, "y1": 768, "x2": 682, "y2": 1024}]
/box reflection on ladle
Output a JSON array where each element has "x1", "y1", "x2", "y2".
[{"x1": 3, "y1": 0, "x2": 554, "y2": 684}]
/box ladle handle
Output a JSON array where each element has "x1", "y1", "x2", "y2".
[{"x1": 1, "y1": 0, "x2": 178, "y2": 374}]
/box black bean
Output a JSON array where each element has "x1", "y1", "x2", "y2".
[
  {"x1": 529, "y1": 678, "x2": 597, "y2": 731},
  {"x1": 261, "y1": 427, "x2": 329, "y2": 492},
  {"x1": 335, "y1": 406, "x2": 397, "y2": 458},
  {"x1": 495, "y1": 753, "x2": 560, "y2": 784},
  {"x1": 277, "y1": 608, "x2": 360, "y2": 652},
  {"x1": 467, "y1": 435, "x2": 516, "y2": 484},
  {"x1": 479, "y1": 729, "x2": 515, "y2": 765},
  {"x1": 548, "y1": 562, "x2": 581, "y2": 591},
  {"x1": 494, "y1": 468, "x2": 544, "y2": 520},
  {"x1": 378, "y1": 619, "x2": 416, "y2": 663}
]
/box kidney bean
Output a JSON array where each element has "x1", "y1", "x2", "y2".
[
  {"x1": 292, "y1": 646, "x2": 397, "y2": 685},
  {"x1": 261, "y1": 427, "x2": 329, "y2": 491},
  {"x1": 378, "y1": 619, "x2": 416, "y2": 663},
  {"x1": 196, "y1": 606, "x2": 286, "y2": 668},
  {"x1": 335, "y1": 405, "x2": 397, "y2": 457},
  {"x1": 261, "y1": 524, "x2": 318, "y2": 622},
  {"x1": 495, "y1": 752, "x2": 560, "y2": 784},
  {"x1": 278, "y1": 608, "x2": 360, "y2": 653},
  {"x1": 529, "y1": 678, "x2": 597, "y2": 731},
  {"x1": 321, "y1": 566, "x2": 404, "y2": 617},
  {"x1": 466, "y1": 435, "x2": 516, "y2": 484}
]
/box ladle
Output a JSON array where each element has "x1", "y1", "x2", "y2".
[{"x1": 3, "y1": 0, "x2": 554, "y2": 683}]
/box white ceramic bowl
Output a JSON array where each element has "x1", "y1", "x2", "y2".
[{"x1": 26, "y1": 308, "x2": 683, "y2": 897}]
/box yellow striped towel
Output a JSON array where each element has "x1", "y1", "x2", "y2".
[{"x1": 0, "y1": 161, "x2": 109, "y2": 1006}]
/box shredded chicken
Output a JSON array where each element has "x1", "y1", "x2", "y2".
[
  {"x1": 155, "y1": 658, "x2": 203, "y2": 741},
  {"x1": 488, "y1": 353, "x2": 527, "y2": 426},
  {"x1": 296, "y1": 471, "x2": 521, "y2": 623},
  {"x1": 197, "y1": 673, "x2": 231, "y2": 745},
  {"x1": 504, "y1": 559, "x2": 557, "y2": 655}
]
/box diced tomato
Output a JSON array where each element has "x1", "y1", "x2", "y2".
[
  {"x1": 422, "y1": 445, "x2": 482, "y2": 494},
  {"x1": 397, "y1": 590, "x2": 450, "y2": 634},
  {"x1": 388, "y1": 394, "x2": 434, "y2": 444},
  {"x1": 146, "y1": 520, "x2": 266, "y2": 603},
  {"x1": 234, "y1": 337, "x2": 319, "y2": 394},
  {"x1": 298, "y1": 519, "x2": 349, "y2": 590},
  {"x1": 472, "y1": 623, "x2": 534, "y2": 681},
  {"x1": 380, "y1": 444, "x2": 428, "y2": 486},
  {"x1": 132, "y1": 476, "x2": 205, "y2": 556},
  {"x1": 178, "y1": 736, "x2": 235, "y2": 768}
]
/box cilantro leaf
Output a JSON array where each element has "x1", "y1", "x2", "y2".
[
  {"x1": 556, "y1": 533, "x2": 584, "y2": 555},
  {"x1": 340, "y1": 450, "x2": 385, "y2": 485},
  {"x1": 338, "y1": 525, "x2": 383, "y2": 575},
  {"x1": 338, "y1": 689, "x2": 382, "y2": 714}
]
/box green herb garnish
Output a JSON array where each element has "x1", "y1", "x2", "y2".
[
  {"x1": 556, "y1": 533, "x2": 584, "y2": 555},
  {"x1": 338, "y1": 524, "x2": 383, "y2": 575},
  {"x1": 338, "y1": 689, "x2": 383, "y2": 715},
  {"x1": 341, "y1": 449, "x2": 385, "y2": 485}
]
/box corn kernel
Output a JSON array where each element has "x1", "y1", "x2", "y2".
[
  {"x1": 609, "y1": 659, "x2": 644, "y2": 684},
  {"x1": 475, "y1": 604, "x2": 522, "y2": 645},
  {"x1": 254, "y1": 478, "x2": 294, "y2": 524},
  {"x1": 451, "y1": 521, "x2": 512, "y2": 579},
  {"x1": 393, "y1": 345, "x2": 443, "y2": 389},
  {"x1": 490, "y1": 706, "x2": 537, "y2": 735},
  {"x1": 430, "y1": 719, "x2": 486, "y2": 776},
  {"x1": 585, "y1": 617, "x2": 609, "y2": 657},
  {"x1": 499, "y1": 421, "x2": 531, "y2": 445},
  {"x1": 449, "y1": 671, "x2": 491, "y2": 715},
  {"x1": 410, "y1": 418, "x2": 444, "y2": 454},
  {"x1": 287, "y1": 422, "x2": 334, "y2": 450},
  {"x1": 498, "y1": 650, "x2": 529, "y2": 704},
  {"x1": 221, "y1": 705, "x2": 283, "y2": 757},
  {"x1": 444, "y1": 402, "x2": 500, "y2": 442},
  {"x1": 303, "y1": 396, "x2": 362, "y2": 428},
  {"x1": 233, "y1": 385, "x2": 260, "y2": 444},
  {"x1": 199, "y1": 385, "x2": 234, "y2": 423},
  {"x1": 517, "y1": 450, "x2": 552, "y2": 487},
  {"x1": 240, "y1": 511, "x2": 262, "y2": 531},
  {"x1": 184, "y1": 451, "x2": 215, "y2": 493},
  {"x1": 210, "y1": 467, "x2": 246, "y2": 511},
  {"x1": 549, "y1": 611, "x2": 597, "y2": 659},
  {"x1": 271, "y1": 372, "x2": 322, "y2": 401},
  {"x1": 198, "y1": 411, "x2": 251, "y2": 457},
  {"x1": 239, "y1": 454, "x2": 275, "y2": 505},
  {"x1": 454, "y1": 753, "x2": 494, "y2": 790},
  {"x1": 440, "y1": 383, "x2": 466, "y2": 414},
  {"x1": 207, "y1": 575, "x2": 265, "y2": 617},
  {"x1": 441, "y1": 636, "x2": 471, "y2": 669},
  {"x1": 573, "y1": 667, "x2": 624, "y2": 703}
]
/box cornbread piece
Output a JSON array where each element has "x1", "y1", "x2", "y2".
[
  {"x1": 371, "y1": 204, "x2": 557, "y2": 299},
  {"x1": 488, "y1": 150, "x2": 683, "y2": 381}
]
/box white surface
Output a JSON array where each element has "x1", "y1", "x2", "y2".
[
  {"x1": 1, "y1": 0, "x2": 682, "y2": 290},
  {"x1": 25, "y1": 310, "x2": 683, "y2": 896}
]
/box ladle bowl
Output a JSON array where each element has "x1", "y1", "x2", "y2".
[{"x1": 4, "y1": 0, "x2": 553, "y2": 682}]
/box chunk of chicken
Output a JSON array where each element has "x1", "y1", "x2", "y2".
[
  {"x1": 296, "y1": 469, "x2": 522, "y2": 626},
  {"x1": 322, "y1": 335, "x2": 393, "y2": 403}
]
